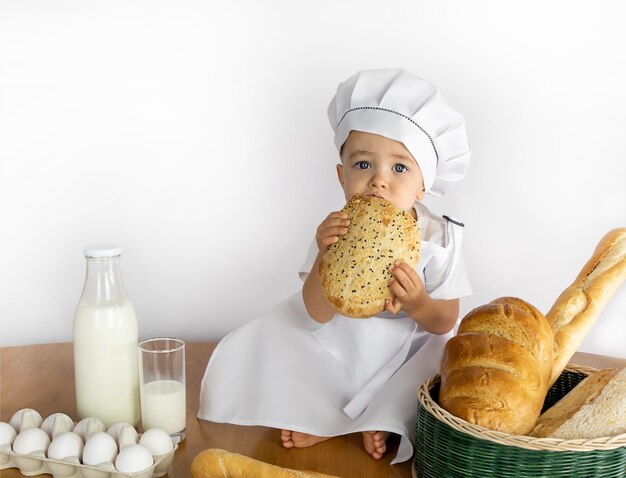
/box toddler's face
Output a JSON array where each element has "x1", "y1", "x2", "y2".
[{"x1": 337, "y1": 131, "x2": 425, "y2": 214}]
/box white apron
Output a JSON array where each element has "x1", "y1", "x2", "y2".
[{"x1": 197, "y1": 202, "x2": 470, "y2": 464}]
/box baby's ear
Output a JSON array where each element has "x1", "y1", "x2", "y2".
[
  {"x1": 336, "y1": 163, "x2": 345, "y2": 186},
  {"x1": 416, "y1": 186, "x2": 426, "y2": 201}
]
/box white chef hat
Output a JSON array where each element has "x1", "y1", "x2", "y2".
[{"x1": 327, "y1": 68, "x2": 471, "y2": 197}]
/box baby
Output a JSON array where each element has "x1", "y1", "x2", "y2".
[
  {"x1": 198, "y1": 68, "x2": 472, "y2": 464},
  {"x1": 281, "y1": 68, "x2": 471, "y2": 459}
]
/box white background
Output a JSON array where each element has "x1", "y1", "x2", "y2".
[{"x1": 1, "y1": 0, "x2": 625, "y2": 357}]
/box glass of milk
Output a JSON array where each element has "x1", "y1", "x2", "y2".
[{"x1": 138, "y1": 337, "x2": 186, "y2": 442}]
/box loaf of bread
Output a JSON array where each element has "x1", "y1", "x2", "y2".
[
  {"x1": 439, "y1": 297, "x2": 554, "y2": 435},
  {"x1": 546, "y1": 228, "x2": 626, "y2": 387},
  {"x1": 530, "y1": 367, "x2": 626, "y2": 439},
  {"x1": 319, "y1": 194, "x2": 420, "y2": 318},
  {"x1": 190, "y1": 449, "x2": 339, "y2": 478}
]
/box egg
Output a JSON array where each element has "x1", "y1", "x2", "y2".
[
  {"x1": 107, "y1": 422, "x2": 138, "y2": 449},
  {"x1": 9, "y1": 408, "x2": 43, "y2": 432},
  {"x1": 47, "y1": 431, "x2": 83, "y2": 460},
  {"x1": 106, "y1": 422, "x2": 130, "y2": 442},
  {"x1": 73, "y1": 417, "x2": 106, "y2": 441},
  {"x1": 114, "y1": 444, "x2": 154, "y2": 473},
  {"x1": 138, "y1": 428, "x2": 173, "y2": 456},
  {"x1": 82, "y1": 431, "x2": 117, "y2": 466},
  {"x1": 12, "y1": 427, "x2": 50, "y2": 455},
  {"x1": 122, "y1": 428, "x2": 141, "y2": 450},
  {"x1": 41, "y1": 413, "x2": 74, "y2": 438},
  {"x1": 0, "y1": 422, "x2": 17, "y2": 447}
]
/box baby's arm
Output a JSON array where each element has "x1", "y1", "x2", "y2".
[
  {"x1": 302, "y1": 211, "x2": 350, "y2": 323},
  {"x1": 385, "y1": 260, "x2": 459, "y2": 334}
]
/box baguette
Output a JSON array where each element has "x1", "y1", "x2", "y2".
[
  {"x1": 547, "y1": 228, "x2": 626, "y2": 387},
  {"x1": 439, "y1": 297, "x2": 553, "y2": 435},
  {"x1": 190, "y1": 449, "x2": 339, "y2": 478},
  {"x1": 530, "y1": 367, "x2": 626, "y2": 439}
]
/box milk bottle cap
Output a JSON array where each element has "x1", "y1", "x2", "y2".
[{"x1": 83, "y1": 245, "x2": 122, "y2": 259}]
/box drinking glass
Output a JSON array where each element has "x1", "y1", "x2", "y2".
[{"x1": 138, "y1": 338, "x2": 186, "y2": 442}]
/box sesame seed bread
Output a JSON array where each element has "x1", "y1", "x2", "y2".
[
  {"x1": 319, "y1": 194, "x2": 420, "y2": 318},
  {"x1": 530, "y1": 367, "x2": 626, "y2": 439}
]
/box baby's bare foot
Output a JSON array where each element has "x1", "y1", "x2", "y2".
[
  {"x1": 361, "y1": 430, "x2": 390, "y2": 459},
  {"x1": 281, "y1": 430, "x2": 331, "y2": 448}
]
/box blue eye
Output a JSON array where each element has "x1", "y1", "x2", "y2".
[
  {"x1": 394, "y1": 164, "x2": 407, "y2": 173},
  {"x1": 356, "y1": 161, "x2": 370, "y2": 170}
]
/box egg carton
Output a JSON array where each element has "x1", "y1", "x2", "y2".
[
  {"x1": 0, "y1": 409, "x2": 177, "y2": 478},
  {"x1": 0, "y1": 446, "x2": 176, "y2": 478}
]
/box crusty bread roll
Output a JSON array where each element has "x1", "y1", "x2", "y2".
[
  {"x1": 439, "y1": 297, "x2": 553, "y2": 435},
  {"x1": 546, "y1": 227, "x2": 626, "y2": 387},
  {"x1": 319, "y1": 194, "x2": 420, "y2": 318},
  {"x1": 530, "y1": 367, "x2": 626, "y2": 439},
  {"x1": 190, "y1": 449, "x2": 339, "y2": 478},
  {"x1": 458, "y1": 297, "x2": 554, "y2": 386}
]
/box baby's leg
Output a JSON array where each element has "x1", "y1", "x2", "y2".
[
  {"x1": 361, "y1": 431, "x2": 390, "y2": 459},
  {"x1": 281, "y1": 430, "x2": 331, "y2": 448}
]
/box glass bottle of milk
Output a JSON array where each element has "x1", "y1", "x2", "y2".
[{"x1": 73, "y1": 245, "x2": 140, "y2": 427}]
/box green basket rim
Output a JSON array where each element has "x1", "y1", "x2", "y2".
[{"x1": 418, "y1": 364, "x2": 626, "y2": 452}]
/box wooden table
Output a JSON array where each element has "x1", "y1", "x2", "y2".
[{"x1": 1, "y1": 343, "x2": 624, "y2": 478}]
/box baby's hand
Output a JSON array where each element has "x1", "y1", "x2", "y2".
[
  {"x1": 385, "y1": 260, "x2": 427, "y2": 315},
  {"x1": 316, "y1": 211, "x2": 350, "y2": 252}
]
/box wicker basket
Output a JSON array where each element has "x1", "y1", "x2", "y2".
[{"x1": 413, "y1": 365, "x2": 626, "y2": 477}]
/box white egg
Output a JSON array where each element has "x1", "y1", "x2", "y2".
[
  {"x1": 9, "y1": 408, "x2": 43, "y2": 432},
  {"x1": 41, "y1": 413, "x2": 74, "y2": 438},
  {"x1": 106, "y1": 422, "x2": 130, "y2": 442},
  {"x1": 47, "y1": 431, "x2": 83, "y2": 460},
  {"x1": 138, "y1": 428, "x2": 173, "y2": 456},
  {"x1": 107, "y1": 422, "x2": 138, "y2": 449},
  {"x1": 73, "y1": 417, "x2": 106, "y2": 441},
  {"x1": 114, "y1": 444, "x2": 154, "y2": 473},
  {"x1": 119, "y1": 427, "x2": 140, "y2": 449},
  {"x1": 12, "y1": 427, "x2": 50, "y2": 455},
  {"x1": 82, "y1": 431, "x2": 118, "y2": 466},
  {"x1": 0, "y1": 422, "x2": 17, "y2": 447}
]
